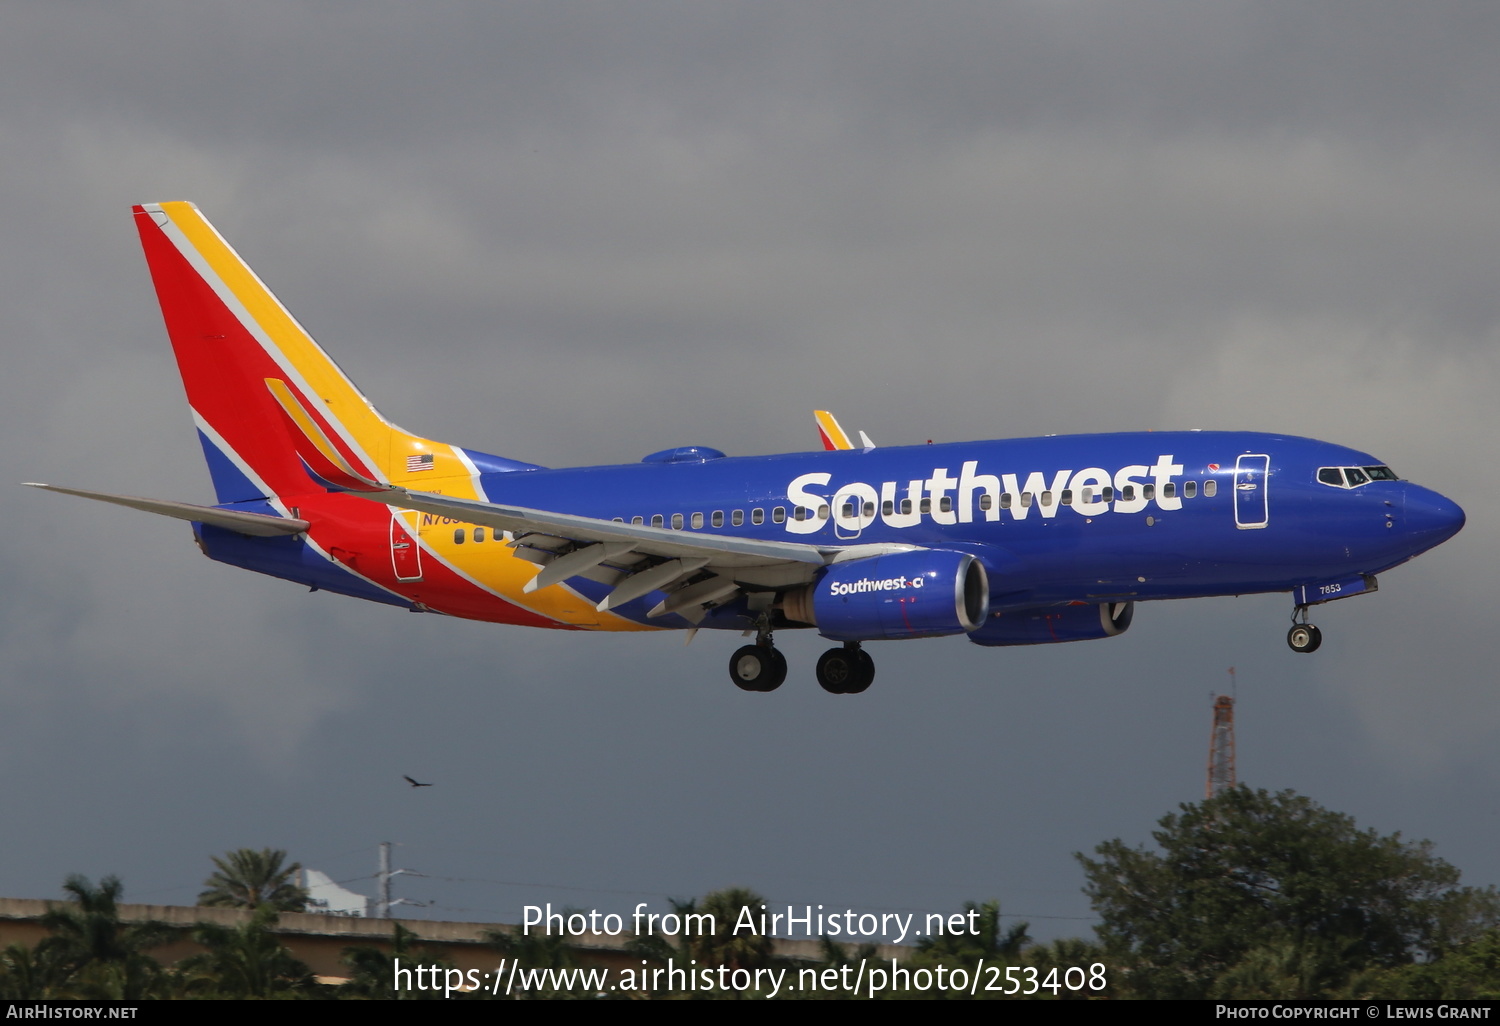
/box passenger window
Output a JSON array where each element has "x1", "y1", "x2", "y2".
[
  {"x1": 818, "y1": 504, "x2": 830, "y2": 519},
  {"x1": 793, "y1": 507, "x2": 807, "y2": 522},
  {"x1": 1122, "y1": 486, "x2": 1136, "y2": 502},
  {"x1": 1162, "y1": 483, "x2": 1176, "y2": 499},
  {"x1": 632, "y1": 516, "x2": 644, "y2": 525},
  {"x1": 1102, "y1": 486, "x2": 1115, "y2": 503},
  {"x1": 1060, "y1": 489, "x2": 1074, "y2": 504},
  {"x1": 978, "y1": 494, "x2": 993, "y2": 511},
  {"x1": 1040, "y1": 491, "x2": 1053, "y2": 507},
  {"x1": 920, "y1": 498, "x2": 932, "y2": 514},
  {"x1": 690, "y1": 512, "x2": 704, "y2": 529},
  {"x1": 651, "y1": 515, "x2": 664, "y2": 528},
  {"x1": 712, "y1": 511, "x2": 724, "y2": 528},
  {"x1": 474, "y1": 527, "x2": 487, "y2": 542},
  {"x1": 939, "y1": 497, "x2": 952, "y2": 513},
  {"x1": 772, "y1": 507, "x2": 786, "y2": 523},
  {"x1": 900, "y1": 499, "x2": 913, "y2": 515},
  {"x1": 1000, "y1": 493, "x2": 1012, "y2": 509},
  {"x1": 883, "y1": 500, "x2": 895, "y2": 516},
  {"x1": 671, "y1": 513, "x2": 684, "y2": 530},
  {"x1": 453, "y1": 528, "x2": 465, "y2": 544},
  {"x1": 1020, "y1": 492, "x2": 1033, "y2": 508},
  {"x1": 731, "y1": 510, "x2": 744, "y2": 526},
  {"x1": 841, "y1": 503, "x2": 855, "y2": 518},
  {"x1": 1183, "y1": 481, "x2": 1196, "y2": 498},
  {"x1": 863, "y1": 501, "x2": 876, "y2": 518},
  {"x1": 1142, "y1": 484, "x2": 1155, "y2": 501},
  {"x1": 1204, "y1": 480, "x2": 1217, "y2": 497},
  {"x1": 752, "y1": 508, "x2": 765, "y2": 525}
]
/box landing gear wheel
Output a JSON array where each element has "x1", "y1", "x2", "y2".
[
  {"x1": 844, "y1": 649, "x2": 875, "y2": 695},
  {"x1": 730, "y1": 645, "x2": 786, "y2": 692},
  {"x1": 1287, "y1": 623, "x2": 1323, "y2": 654},
  {"x1": 816, "y1": 645, "x2": 875, "y2": 694}
]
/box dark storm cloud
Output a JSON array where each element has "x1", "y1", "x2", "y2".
[{"x1": 1, "y1": 2, "x2": 1496, "y2": 937}]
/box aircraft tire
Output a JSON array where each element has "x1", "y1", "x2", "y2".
[
  {"x1": 843, "y1": 649, "x2": 875, "y2": 694},
  {"x1": 817, "y1": 646, "x2": 873, "y2": 694},
  {"x1": 730, "y1": 645, "x2": 785, "y2": 692},
  {"x1": 1287, "y1": 624, "x2": 1322, "y2": 654}
]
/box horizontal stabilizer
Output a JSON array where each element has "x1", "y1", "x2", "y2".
[{"x1": 25, "y1": 484, "x2": 310, "y2": 537}]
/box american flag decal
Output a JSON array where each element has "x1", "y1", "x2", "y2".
[{"x1": 406, "y1": 453, "x2": 435, "y2": 473}]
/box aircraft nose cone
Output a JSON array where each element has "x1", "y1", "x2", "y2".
[{"x1": 1404, "y1": 485, "x2": 1465, "y2": 553}]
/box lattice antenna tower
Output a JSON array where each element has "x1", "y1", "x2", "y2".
[{"x1": 1206, "y1": 668, "x2": 1237, "y2": 798}]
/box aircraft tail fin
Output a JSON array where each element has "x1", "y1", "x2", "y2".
[
  {"x1": 815, "y1": 410, "x2": 875, "y2": 452},
  {"x1": 133, "y1": 202, "x2": 533, "y2": 507},
  {"x1": 815, "y1": 410, "x2": 853, "y2": 451}
]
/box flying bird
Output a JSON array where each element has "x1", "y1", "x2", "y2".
[{"x1": 404, "y1": 776, "x2": 433, "y2": 788}]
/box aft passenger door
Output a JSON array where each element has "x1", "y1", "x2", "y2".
[
  {"x1": 1234, "y1": 454, "x2": 1270, "y2": 530},
  {"x1": 390, "y1": 509, "x2": 424, "y2": 580}
]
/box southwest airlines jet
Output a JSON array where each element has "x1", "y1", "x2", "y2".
[{"x1": 29, "y1": 203, "x2": 1466, "y2": 695}]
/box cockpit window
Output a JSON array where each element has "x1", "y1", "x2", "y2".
[{"x1": 1317, "y1": 465, "x2": 1397, "y2": 489}]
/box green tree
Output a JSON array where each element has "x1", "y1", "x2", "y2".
[
  {"x1": 1021, "y1": 937, "x2": 1110, "y2": 1001},
  {"x1": 34, "y1": 875, "x2": 176, "y2": 1000},
  {"x1": 697, "y1": 887, "x2": 775, "y2": 975},
  {"x1": 342, "y1": 922, "x2": 457, "y2": 1000},
  {"x1": 0, "y1": 943, "x2": 63, "y2": 1000},
  {"x1": 198, "y1": 848, "x2": 309, "y2": 912},
  {"x1": 179, "y1": 906, "x2": 317, "y2": 998},
  {"x1": 1371, "y1": 928, "x2": 1500, "y2": 1000},
  {"x1": 626, "y1": 889, "x2": 777, "y2": 997},
  {"x1": 1078, "y1": 787, "x2": 1500, "y2": 999},
  {"x1": 909, "y1": 900, "x2": 1030, "y2": 1000},
  {"x1": 487, "y1": 920, "x2": 590, "y2": 1000}
]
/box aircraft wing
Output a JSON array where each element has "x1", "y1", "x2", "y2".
[
  {"x1": 25, "y1": 483, "x2": 310, "y2": 537},
  {"x1": 268, "y1": 378, "x2": 907, "y2": 619},
  {"x1": 364, "y1": 485, "x2": 915, "y2": 621}
]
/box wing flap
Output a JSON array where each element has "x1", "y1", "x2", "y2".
[{"x1": 368, "y1": 486, "x2": 834, "y2": 568}]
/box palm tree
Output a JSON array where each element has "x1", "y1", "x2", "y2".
[
  {"x1": 179, "y1": 906, "x2": 317, "y2": 998},
  {"x1": 628, "y1": 890, "x2": 776, "y2": 997},
  {"x1": 342, "y1": 922, "x2": 454, "y2": 1000},
  {"x1": 0, "y1": 942, "x2": 61, "y2": 999},
  {"x1": 36, "y1": 875, "x2": 175, "y2": 999},
  {"x1": 198, "y1": 848, "x2": 309, "y2": 911},
  {"x1": 487, "y1": 921, "x2": 591, "y2": 999},
  {"x1": 916, "y1": 900, "x2": 1029, "y2": 961},
  {"x1": 697, "y1": 887, "x2": 775, "y2": 974}
]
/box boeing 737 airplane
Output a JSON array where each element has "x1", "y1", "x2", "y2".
[{"x1": 29, "y1": 203, "x2": 1466, "y2": 695}]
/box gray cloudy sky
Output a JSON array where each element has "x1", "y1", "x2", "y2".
[{"x1": 3, "y1": 2, "x2": 1497, "y2": 941}]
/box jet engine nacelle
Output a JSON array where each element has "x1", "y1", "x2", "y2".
[
  {"x1": 968, "y1": 601, "x2": 1134, "y2": 647},
  {"x1": 782, "y1": 549, "x2": 989, "y2": 641}
]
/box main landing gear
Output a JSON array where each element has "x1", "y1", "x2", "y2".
[
  {"x1": 1287, "y1": 607, "x2": 1323, "y2": 654},
  {"x1": 726, "y1": 633, "x2": 877, "y2": 694},
  {"x1": 729, "y1": 640, "x2": 787, "y2": 692},
  {"x1": 816, "y1": 642, "x2": 875, "y2": 695}
]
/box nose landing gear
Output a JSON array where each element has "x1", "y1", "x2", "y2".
[{"x1": 1287, "y1": 607, "x2": 1322, "y2": 653}]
